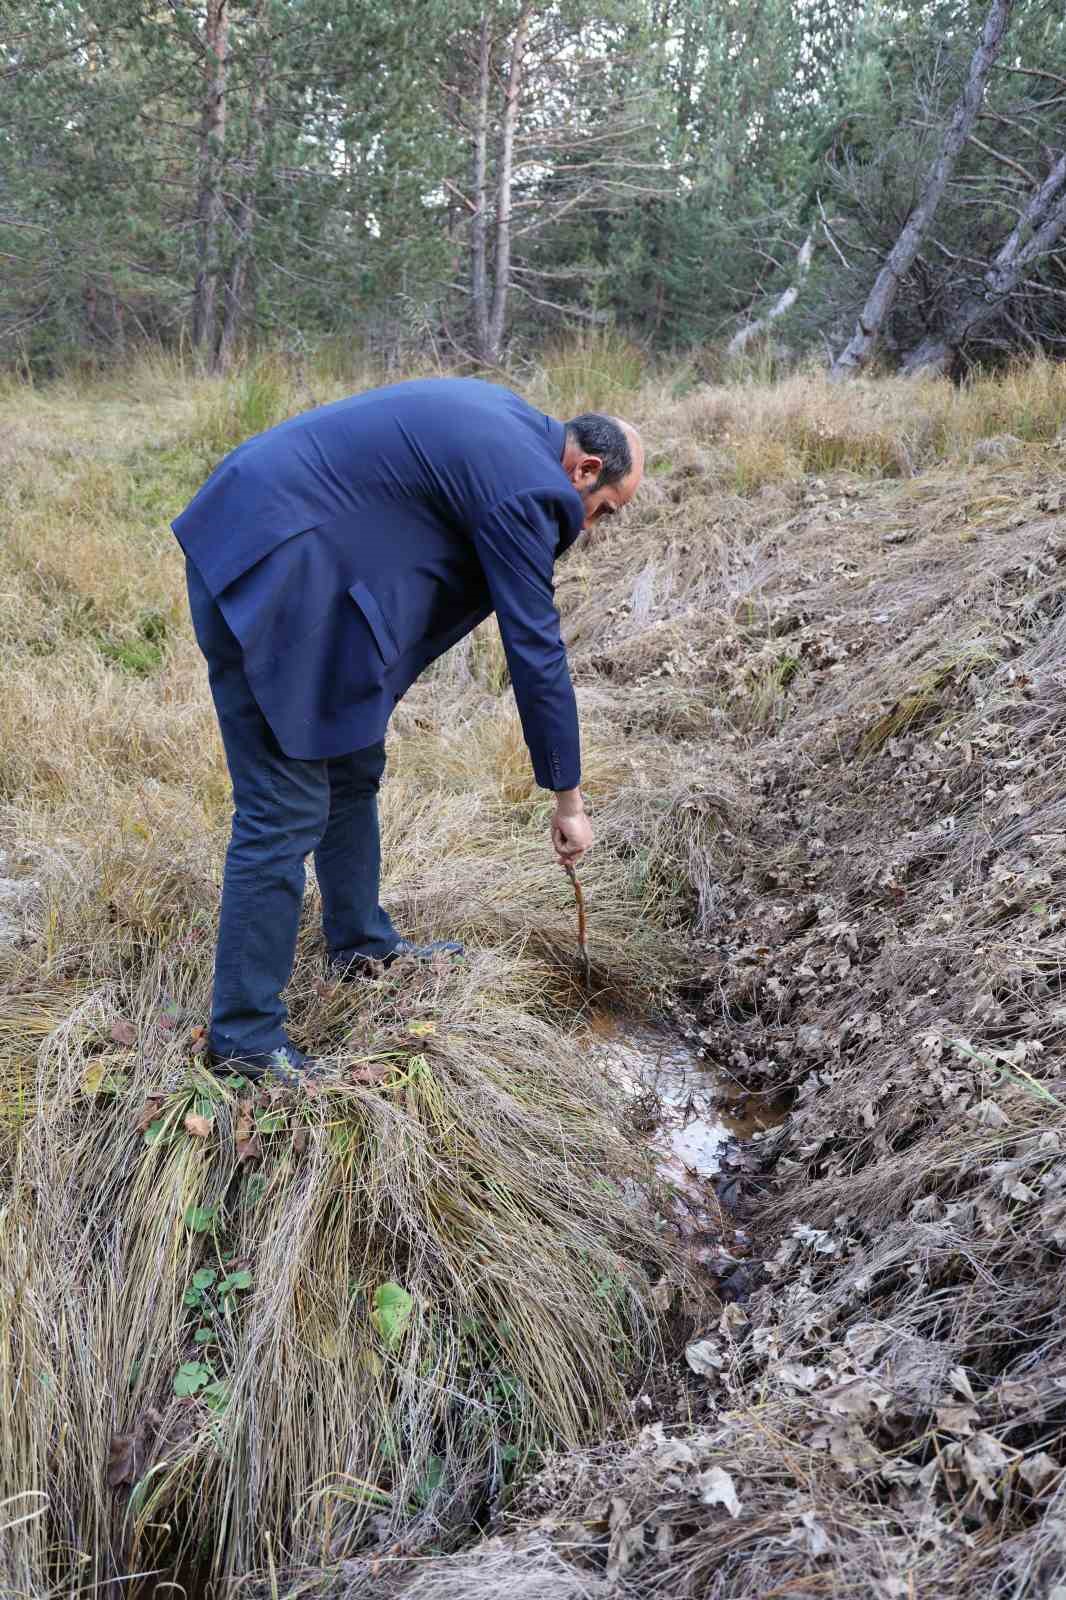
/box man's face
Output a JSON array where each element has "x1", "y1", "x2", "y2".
[{"x1": 566, "y1": 424, "x2": 645, "y2": 530}]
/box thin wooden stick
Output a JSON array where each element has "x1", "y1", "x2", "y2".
[{"x1": 564, "y1": 861, "x2": 590, "y2": 976}]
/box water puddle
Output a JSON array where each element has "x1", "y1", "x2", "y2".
[
  {"x1": 0, "y1": 849, "x2": 39, "y2": 948},
  {"x1": 591, "y1": 1017, "x2": 788, "y2": 1257}
]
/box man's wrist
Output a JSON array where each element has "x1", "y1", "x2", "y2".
[{"x1": 553, "y1": 786, "x2": 585, "y2": 815}]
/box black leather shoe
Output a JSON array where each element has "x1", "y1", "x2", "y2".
[
  {"x1": 206, "y1": 1045, "x2": 320, "y2": 1085},
  {"x1": 333, "y1": 939, "x2": 466, "y2": 979}
]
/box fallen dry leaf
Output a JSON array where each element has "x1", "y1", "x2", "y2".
[
  {"x1": 698, "y1": 1466, "x2": 741, "y2": 1518},
  {"x1": 237, "y1": 1132, "x2": 262, "y2": 1164},
  {"x1": 184, "y1": 1111, "x2": 212, "y2": 1138},
  {"x1": 109, "y1": 1019, "x2": 137, "y2": 1048},
  {"x1": 820, "y1": 1376, "x2": 893, "y2": 1419},
  {"x1": 135, "y1": 1096, "x2": 164, "y2": 1134},
  {"x1": 650, "y1": 1277, "x2": 675, "y2": 1312},
  {"x1": 685, "y1": 1337, "x2": 724, "y2": 1377},
  {"x1": 106, "y1": 1406, "x2": 162, "y2": 1489},
  {"x1": 82, "y1": 1058, "x2": 125, "y2": 1096},
  {"x1": 189, "y1": 1025, "x2": 208, "y2": 1055},
  {"x1": 350, "y1": 1062, "x2": 391, "y2": 1085},
  {"x1": 786, "y1": 1508, "x2": 830, "y2": 1558},
  {"x1": 606, "y1": 1495, "x2": 645, "y2": 1579},
  {"x1": 107, "y1": 1433, "x2": 139, "y2": 1489},
  {"x1": 937, "y1": 1402, "x2": 980, "y2": 1436},
  {"x1": 1019, "y1": 1450, "x2": 1060, "y2": 1492}
]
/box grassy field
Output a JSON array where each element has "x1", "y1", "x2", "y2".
[{"x1": 4, "y1": 345, "x2": 1066, "y2": 1596}]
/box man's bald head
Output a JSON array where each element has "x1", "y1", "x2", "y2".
[{"x1": 562, "y1": 412, "x2": 644, "y2": 528}]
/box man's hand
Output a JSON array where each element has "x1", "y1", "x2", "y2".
[{"x1": 551, "y1": 788, "x2": 593, "y2": 866}]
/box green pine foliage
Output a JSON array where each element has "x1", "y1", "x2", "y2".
[{"x1": 2, "y1": 0, "x2": 1065, "y2": 372}]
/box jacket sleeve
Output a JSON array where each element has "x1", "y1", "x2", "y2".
[{"x1": 472, "y1": 490, "x2": 581, "y2": 791}]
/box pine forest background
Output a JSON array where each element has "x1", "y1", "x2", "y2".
[{"x1": 3, "y1": 0, "x2": 1066, "y2": 378}]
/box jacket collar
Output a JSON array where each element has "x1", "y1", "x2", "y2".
[{"x1": 547, "y1": 415, "x2": 585, "y2": 556}]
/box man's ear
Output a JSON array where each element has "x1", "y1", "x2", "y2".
[{"x1": 574, "y1": 454, "x2": 603, "y2": 488}]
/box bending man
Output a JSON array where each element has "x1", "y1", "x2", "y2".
[{"x1": 173, "y1": 377, "x2": 644, "y2": 1080}]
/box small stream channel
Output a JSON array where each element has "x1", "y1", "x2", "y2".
[{"x1": 592, "y1": 1017, "x2": 788, "y2": 1264}]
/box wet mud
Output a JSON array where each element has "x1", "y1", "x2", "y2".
[{"x1": 591, "y1": 1016, "x2": 788, "y2": 1283}]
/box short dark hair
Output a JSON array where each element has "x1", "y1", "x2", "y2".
[{"x1": 565, "y1": 413, "x2": 632, "y2": 490}]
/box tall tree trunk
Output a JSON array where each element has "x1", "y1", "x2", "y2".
[
  {"x1": 728, "y1": 231, "x2": 815, "y2": 356},
  {"x1": 470, "y1": 9, "x2": 492, "y2": 362},
  {"x1": 902, "y1": 151, "x2": 1066, "y2": 375},
  {"x1": 829, "y1": 0, "x2": 1014, "y2": 382},
  {"x1": 218, "y1": 65, "x2": 267, "y2": 371},
  {"x1": 191, "y1": 0, "x2": 229, "y2": 365},
  {"x1": 486, "y1": 2, "x2": 532, "y2": 365}
]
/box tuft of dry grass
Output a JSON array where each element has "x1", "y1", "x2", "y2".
[
  {"x1": 2, "y1": 955, "x2": 677, "y2": 1593},
  {"x1": 672, "y1": 357, "x2": 1066, "y2": 487},
  {"x1": 527, "y1": 329, "x2": 647, "y2": 420}
]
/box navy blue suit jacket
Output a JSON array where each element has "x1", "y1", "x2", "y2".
[{"x1": 172, "y1": 379, "x2": 585, "y2": 789}]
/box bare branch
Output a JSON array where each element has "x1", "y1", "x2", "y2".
[
  {"x1": 998, "y1": 65, "x2": 1066, "y2": 91},
  {"x1": 966, "y1": 131, "x2": 1038, "y2": 186},
  {"x1": 442, "y1": 177, "x2": 477, "y2": 215},
  {"x1": 728, "y1": 232, "x2": 815, "y2": 356},
  {"x1": 831, "y1": 0, "x2": 1015, "y2": 380},
  {"x1": 902, "y1": 149, "x2": 1066, "y2": 373}
]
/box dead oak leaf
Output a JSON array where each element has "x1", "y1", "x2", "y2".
[
  {"x1": 809, "y1": 1421, "x2": 882, "y2": 1475},
  {"x1": 957, "y1": 1432, "x2": 1012, "y2": 1500},
  {"x1": 106, "y1": 1407, "x2": 161, "y2": 1490},
  {"x1": 698, "y1": 1466, "x2": 741, "y2": 1518},
  {"x1": 820, "y1": 1377, "x2": 893, "y2": 1420},
  {"x1": 606, "y1": 1496, "x2": 646, "y2": 1579},
  {"x1": 135, "y1": 1096, "x2": 164, "y2": 1135},
  {"x1": 107, "y1": 1433, "x2": 139, "y2": 1489},
  {"x1": 936, "y1": 1402, "x2": 980, "y2": 1436},
  {"x1": 350, "y1": 1063, "x2": 391, "y2": 1086},
  {"x1": 1019, "y1": 1451, "x2": 1061, "y2": 1492},
  {"x1": 237, "y1": 1132, "x2": 262, "y2": 1164}
]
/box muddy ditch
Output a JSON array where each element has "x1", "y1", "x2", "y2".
[{"x1": 585, "y1": 1013, "x2": 791, "y2": 1306}]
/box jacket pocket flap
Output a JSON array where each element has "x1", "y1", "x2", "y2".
[{"x1": 348, "y1": 580, "x2": 399, "y2": 665}]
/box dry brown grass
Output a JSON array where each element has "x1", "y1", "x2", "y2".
[
  {"x1": 6, "y1": 348, "x2": 1066, "y2": 1597},
  {"x1": 651, "y1": 356, "x2": 1066, "y2": 490}
]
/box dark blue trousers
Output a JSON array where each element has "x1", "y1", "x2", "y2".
[{"x1": 186, "y1": 558, "x2": 400, "y2": 1060}]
